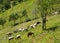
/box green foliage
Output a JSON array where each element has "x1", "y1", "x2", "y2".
[
  {"x1": 22, "y1": 10, "x2": 31, "y2": 22},
  {"x1": 39, "y1": 0, "x2": 59, "y2": 17},
  {"x1": 0, "y1": 0, "x2": 28, "y2": 13},
  {"x1": 0, "y1": 0, "x2": 3, "y2": 4},
  {"x1": 14, "y1": 0, "x2": 23, "y2": 2},
  {"x1": 38, "y1": 0, "x2": 60, "y2": 30},
  {"x1": 0, "y1": 18, "x2": 6, "y2": 27},
  {"x1": 9, "y1": 13, "x2": 19, "y2": 24},
  {"x1": 22, "y1": 10, "x2": 27, "y2": 16}
]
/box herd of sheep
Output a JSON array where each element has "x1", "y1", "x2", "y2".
[
  {"x1": 3, "y1": 10, "x2": 60, "y2": 43},
  {"x1": 6, "y1": 21, "x2": 41, "y2": 42}
]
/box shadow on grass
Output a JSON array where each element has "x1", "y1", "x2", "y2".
[{"x1": 46, "y1": 26, "x2": 58, "y2": 31}]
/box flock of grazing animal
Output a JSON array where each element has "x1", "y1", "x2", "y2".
[
  {"x1": 3, "y1": 11, "x2": 60, "y2": 43},
  {"x1": 6, "y1": 21, "x2": 41, "y2": 42}
]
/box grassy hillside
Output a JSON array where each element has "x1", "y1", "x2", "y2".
[
  {"x1": 0, "y1": 0, "x2": 60, "y2": 43},
  {"x1": 0, "y1": 15, "x2": 60, "y2": 43},
  {"x1": 0, "y1": 0, "x2": 40, "y2": 30}
]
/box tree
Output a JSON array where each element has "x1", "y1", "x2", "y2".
[
  {"x1": 14, "y1": 0, "x2": 23, "y2": 2},
  {"x1": 3, "y1": 0, "x2": 11, "y2": 10},
  {"x1": 22, "y1": 10, "x2": 27, "y2": 16},
  {"x1": 23, "y1": 0, "x2": 28, "y2": 2},
  {"x1": 22, "y1": 10, "x2": 30, "y2": 22},
  {"x1": 0, "y1": 18, "x2": 6, "y2": 28},
  {"x1": 0, "y1": 0, "x2": 3, "y2": 4},
  {"x1": 9, "y1": 13, "x2": 19, "y2": 25},
  {"x1": 39, "y1": 0, "x2": 58, "y2": 30}
]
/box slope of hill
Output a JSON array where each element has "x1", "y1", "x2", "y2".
[
  {"x1": 0, "y1": 15, "x2": 60, "y2": 43},
  {"x1": 0, "y1": 0, "x2": 40, "y2": 30},
  {"x1": 0, "y1": 0, "x2": 60, "y2": 43}
]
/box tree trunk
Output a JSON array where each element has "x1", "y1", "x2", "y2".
[{"x1": 42, "y1": 16, "x2": 46, "y2": 30}]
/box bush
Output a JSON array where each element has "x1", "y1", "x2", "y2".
[
  {"x1": 9, "y1": 13, "x2": 19, "y2": 26},
  {"x1": 0, "y1": 18, "x2": 6, "y2": 28}
]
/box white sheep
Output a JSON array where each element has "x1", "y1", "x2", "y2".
[
  {"x1": 8, "y1": 36, "x2": 14, "y2": 41},
  {"x1": 30, "y1": 23, "x2": 37, "y2": 28},
  {"x1": 18, "y1": 27, "x2": 27, "y2": 32},
  {"x1": 16, "y1": 34, "x2": 21, "y2": 39},
  {"x1": 6, "y1": 32, "x2": 13, "y2": 37},
  {"x1": 30, "y1": 22, "x2": 41, "y2": 28}
]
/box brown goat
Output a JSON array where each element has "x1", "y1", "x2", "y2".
[{"x1": 27, "y1": 32, "x2": 34, "y2": 37}]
